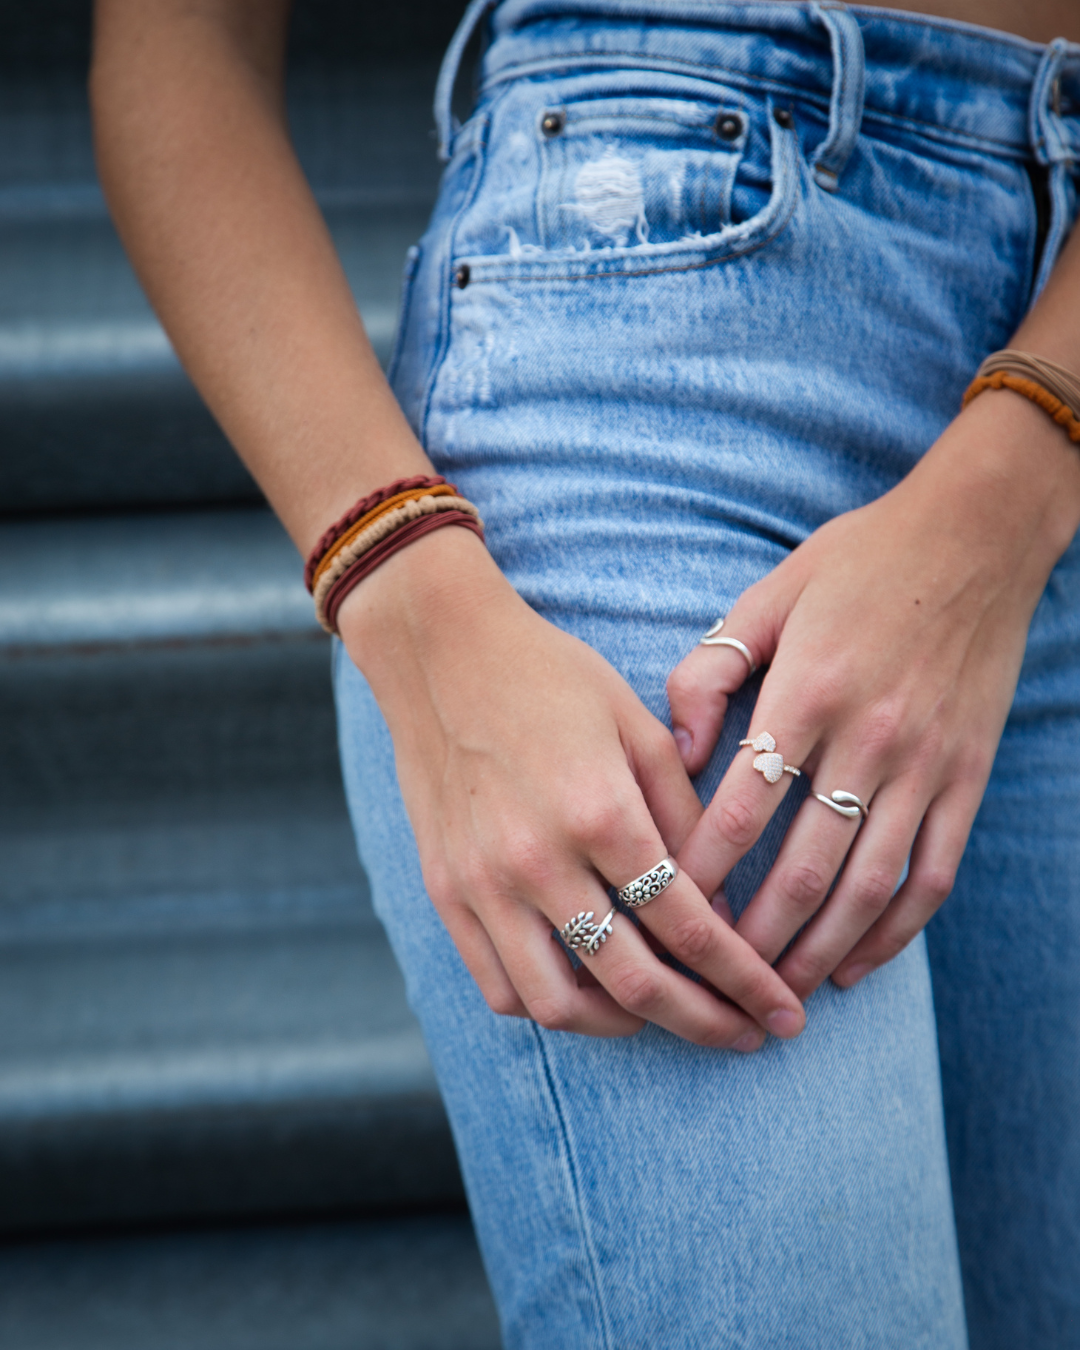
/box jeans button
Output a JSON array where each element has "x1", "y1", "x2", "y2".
[
  {"x1": 715, "y1": 113, "x2": 743, "y2": 141},
  {"x1": 541, "y1": 110, "x2": 565, "y2": 137}
]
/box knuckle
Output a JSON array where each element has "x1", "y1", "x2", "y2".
[
  {"x1": 854, "y1": 702, "x2": 907, "y2": 762},
  {"x1": 484, "y1": 987, "x2": 525, "y2": 1019},
  {"x1": 567, "y1": 796, "x2": 626, "y2": 855},
  {"x1": 422, "y1": 860, "x2": 457, "y2": 914},
  {"x1": 611, "y1": 966, "x2": 665, "y2": 1016},
  {"x1": 850, "y1": 867, "x2": 897, "y2": 916},
  {"x1": 644, "y1": 724, "x2": 681, "y2": 771},
  {"x1": 913, "y1": 863, "x2": 956, "y2": 908},
  {"x1": 797, "y1": 668, "x2": 845, "y2": 723},
  {"x1": 664, "y1": 913, "x2": 717, "y2": 966},
  {"x1": 666, "y1": 665, "x2": 708, "y2": 708},
  {"x1": 953, "y1": 743, "x2": 994, "y2": 786},
  {"x1": 500, "y1": 827, "x2": 555, "y2": 893},
  {"x1": 711, "y1": 794, "x2": 760, "y2": 851},
  {"x1": 775, "y1": 859, "x2": 832, "y2": 914},
  {"x1": 528, "y1": 994, "x2": 576, "y2": 1033}
]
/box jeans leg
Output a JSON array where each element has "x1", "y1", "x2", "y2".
[
  {"x1": 928, "y1": 715, "x2": 1080, "y2": 1350},
  {"x1": 334, "y1": 645, "x2": 967, "y2": 1350}
]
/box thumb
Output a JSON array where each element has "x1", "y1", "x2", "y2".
[{"x1": 666, "y1": 594, "x2": 782, "y2": 776}]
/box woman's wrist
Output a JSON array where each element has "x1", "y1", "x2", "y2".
[
  {"x1": 335, "y1": 522, "x2": 518, "y2": 700},
  {"x1": 904, "y1": 385, "x2": 1080, "y2": 595}
]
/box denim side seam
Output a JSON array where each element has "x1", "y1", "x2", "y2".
[
  {"x1": 418, "y1": 107, "x2": 500, "y2": 445},
  {"x1": 529, "y1": 1022, "x2": 616, "y2": 1350},
  {"x1": 386, "y1": 244, "x2": 423, "y2": 390}
]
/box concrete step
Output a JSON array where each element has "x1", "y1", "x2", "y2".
[
  {"x1": 0, "y1": 509, "x2": 461, "y2": 1232},
  {"x1": 0, "y1": 1212, "x2": 499, "y2": 1350}
]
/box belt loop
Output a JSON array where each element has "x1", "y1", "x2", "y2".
[
  {"x1": 809, "y1": 2, "x2": 866, "y2": 192},
  {"x1": 1028, "y1": 38, "x2": 1077, "y2": 300},
  {"x1": 434, "y1": 0, "x2": 495, "y2": 163}
]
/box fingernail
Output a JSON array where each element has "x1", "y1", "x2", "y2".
[
  {"x1": 766, "y1": 1009, "x2": 802, "y2": 1038},
  {"x1": 733, "y1": 1030, "x2": 765, "y2": 1053},
  {"x1": 673, "y1": 726, "x2": 693, "y2": 764},
  {"x1": 837, "y1": 963, "x2": 871, "y2": 988},
  {"x1": 710, "y1": 889, "x2": 734, "y2": 925}
]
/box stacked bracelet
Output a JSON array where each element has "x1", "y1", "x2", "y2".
[
  {"x1": 963, "y1": 348, "x2": 1080, "y2": 444},
  {"x1": 305, "y1": 474, "x2": 484, "y2": 634}
]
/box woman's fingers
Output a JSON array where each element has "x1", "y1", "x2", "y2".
[
  {"x1": 629, "y1": 718, "x2": 705, "y2": 855},
  {"x1": 483, "y1": 879, "x2": 768, "y2": 1050},
  {"x1": 831, "y1": 788, "x2": 975, "y2": 989},
  {"x1": 773, "y1": 778, "x2": 925, "y2": 999},
  {"x1": 733, "y1": 778, "x2": 875, "y2": 965},
  {"x1": 582, "y1": 793, "x2": 806, "y2": 1040},
  {"x1": 667, "y1": 598, "x2": 780, "y2": 775},
  {"x1": 440, "y1": 902, "x2": 533, "y2": 1019},
  {"x1": 470, "y1": 896, "x2": 645, "y2": 1038},
  {"x1": 676, "y1": 708, "x2": 814, "y2": 903}
]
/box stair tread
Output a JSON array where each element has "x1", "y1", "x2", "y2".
[
  {"x1": 0, "y1": 1212, "x2": 499, "y2": 1350},
  {"x1": 0, "y1": 507, "x2": 316, "y2": 649}
]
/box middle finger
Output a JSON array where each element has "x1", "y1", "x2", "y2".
[{"x1": 678, "y1": 718, "x2": 817, "y2": 902}]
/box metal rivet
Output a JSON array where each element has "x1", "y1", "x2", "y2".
[
  {"x1": 455, "y1": 264, "x2": 470, "y2": 289},
  {"x1": 773, "y1": 107, "x2": 795, "y2": 129},
  {"x1": 541, "y1": 110, "x2": 565, "y2": 137},
  {"x1": 715, "y1": 113, "x2": 743, "y2": 141}
]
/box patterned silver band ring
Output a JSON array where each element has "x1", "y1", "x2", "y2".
[
  {"x1": 561, "y1": 908, "x2": 616, "y2": 956},
  {"x1": 617, "y1": 856, "x2": 678, "y2": 909},
  {"x1": 813, "y1": 790, "x2": 869, "y2": 821},
  {"x1": 700, "y1": 633, "x2": 758, "y2": 676}
]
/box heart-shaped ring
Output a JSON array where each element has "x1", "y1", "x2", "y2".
[{"x1": 738, "y1": 731, "x2": 801, "y2": 783}]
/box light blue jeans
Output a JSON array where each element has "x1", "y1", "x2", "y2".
[{"x1": 334, "y1": 5, "x2": 1080, "y2": 1346}]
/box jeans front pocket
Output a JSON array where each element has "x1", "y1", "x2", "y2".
[{"x1": 455, "y1": 71, "x2": 802, "y2": 284}]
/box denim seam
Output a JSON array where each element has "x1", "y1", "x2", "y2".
[
  {"x1": 418, "y1": 103, "x2": 502, "y2": 443},
  {"x1": 529, "y1": 1021, "x2": 615, "y2": 1350},
  {"x1": 481, "y1": 51, "x2": 1065, "y2": 156}
]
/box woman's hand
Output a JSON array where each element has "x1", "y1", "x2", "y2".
[
  {"x1": 667, "y1": 390, "x2": 1080, "y2": 1001},
  {"x1": 338, "y1": 525, "x2": 807, "y2": 1049}
]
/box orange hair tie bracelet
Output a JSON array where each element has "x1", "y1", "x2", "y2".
[
  {"x1": 305, "y1": 474, "x2": 485, "y2": 635},
  {"x1": 962, "y1": 349, "x2": 1080, "y2": 445}
]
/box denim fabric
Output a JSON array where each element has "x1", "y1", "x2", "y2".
[{"x1": 335, "y1": 5, "x2": 1080, "y2": 1346}]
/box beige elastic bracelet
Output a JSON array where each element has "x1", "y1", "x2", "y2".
[
  {"x1": 311, "y1": 492, "x2": 481, "y2": 616},
  {"x1": 974, "y1": 349, "x2": 1080, "y2": 414}
]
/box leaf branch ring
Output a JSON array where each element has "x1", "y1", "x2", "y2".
[
  {"x1": 738, "y1": 731, "x2": 801, "y2": 783},
  {"x1": 561, "y1": 908, "x2": 616, "y2": 956},
  {"x1": 699, "y1": 618, "x2": 758, "y2": 677},
  {"x1": 813, "y1": 789, "x2": 869, "y2": 820}
]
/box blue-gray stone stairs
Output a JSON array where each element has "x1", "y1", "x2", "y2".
[{"x1": 0, "y1": 3, "x2": 500, "y2": 1345}]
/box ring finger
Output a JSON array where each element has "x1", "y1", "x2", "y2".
[
  {"x1": 774, "y1": 775, "x2": 929, "y2": 1000},
  {"x1": 733, "y1": 767, "x2": 878, "y2": 966}
]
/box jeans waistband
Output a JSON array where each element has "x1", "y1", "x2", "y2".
[{"x1": 436, "y1": 0, "x2": 1080, "y2": 167}]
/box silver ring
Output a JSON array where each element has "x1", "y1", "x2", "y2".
[
  {"x1": 813, "y1": 789, "x2": 869, "y2": 821},
  {"x1": 561, "y1": 908, "x2": 615, "y2": 956},
  {"x1": 699, "y1": 629, "x2": 758, "y2": 677},
  {"x1": 738, "y1": 730, "x2": 801, "y2": 783},
  {"x1": 617, "y1": 856, "x2": 678, "y2": 909}
]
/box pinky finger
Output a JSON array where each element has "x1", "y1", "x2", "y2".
[
  {"x1": 831, "y1": 788, "x2": 976, "y2": 989},
  {"x1": 441, "y1": 903, "x2": 533, "y2": 1019}
]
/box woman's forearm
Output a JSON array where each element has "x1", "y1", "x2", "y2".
[{"x1": 91, "y1": 0, "x2": 431, "y2": 556}]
